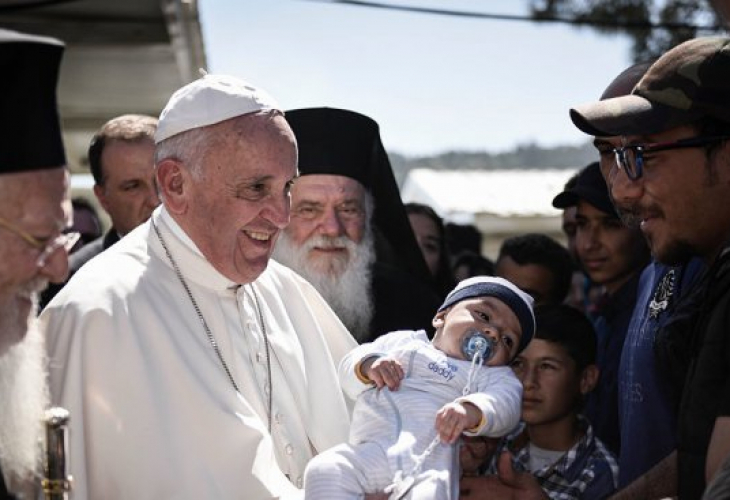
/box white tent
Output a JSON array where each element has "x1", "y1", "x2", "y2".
[{"x1": 401, "y1": 168, "x2": 579, "y2": 258}]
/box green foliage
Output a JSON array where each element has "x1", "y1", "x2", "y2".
[
  {"x1": 529, "y1": 0, "x2": 725, "y2": 61},
  {"x1": 389, "y1": 141, "x2": 597, "y2": 187}
]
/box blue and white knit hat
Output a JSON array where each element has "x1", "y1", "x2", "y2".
[{"x1": 438, "y1": 276, "x2": 536, "y2": 353}]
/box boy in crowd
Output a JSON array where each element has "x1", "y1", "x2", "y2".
[
  {"x1": 461, "y1": 304, "x2": 618, "y2": 500},
  {"x1": 495, "y1": 233, "x2": 574, "y2": 306}
]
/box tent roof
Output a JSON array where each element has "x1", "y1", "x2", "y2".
[{"x1": 401, "y1": 168, "x2": 579, "y2": 222}]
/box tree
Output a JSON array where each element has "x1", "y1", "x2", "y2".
[{"x1": 529, "y1": 0, "x2": 728, "y2": 61}]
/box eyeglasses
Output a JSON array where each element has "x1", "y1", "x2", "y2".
[
  {"x1": 0, "y1": 216, "x2": 80, "y2": 268},
  {"x1": 611, "y1": 135, "x2": 730, "y2": 181}
]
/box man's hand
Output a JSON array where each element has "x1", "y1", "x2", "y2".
[
  {"x1": 460, "y1": 475, "x2": 512, "y2": 500},
  {"x1": 460, "y1": 436, "x2": 500, "y2": 476},
  {"x1": 460, "y1": 451, "x2": 548, "y2": 500},
  {"x1": 435, "y1": 401, "x2": 481, "y2": 444},
  {"x1": 361, "y1": 356, "x2": 404, "y2": 390}
]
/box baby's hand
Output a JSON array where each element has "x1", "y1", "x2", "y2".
[
  {"x1": 362, "y1": 356, "x2": 404, "y2": 391},
  {"x1": 435, "y1": 401, "x2": 481, "y2": 444}
]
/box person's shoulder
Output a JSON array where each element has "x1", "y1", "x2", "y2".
[
  {"x1": 69, "y1": 228, "x2": 123, "y2": 271},
  {"x1": 580, "y1": 455, "x2": 619, "y2": 500},
  {"x1": 79, "y1": 229, "x2": 146, "y2": 269},
  {"x1": 557, "y1": 427, "x2": 619, "y2": 499},
  {"x1": 372, "y1": 261, "x2": 428, "y2": 286},
  {"x1": 583, "y1": 429, "x2": 619, "y2": 476},
  {"x1": 266, "y1": 258, "x2": 298, "y2": 278},
  {"x1": 702, "y1": 251, "x2": 730, "y2": 315},
  {"x1": 615, "y1": 271, "x2": 642, "y2": 301},
  {"x1": 363, "y1": 329, "x2": 429, "y2": 355},
  {"x1": 51, "y1": 229, "x2": 150, "y2": 306},
  {"x1": 370, "y1": 262, "x2": 442, "y2": 331},
  {"x1": 260, "y1": 259, "x2": 312, "y2": 289},
  {"x1": 372, "y1": 263, "x2": 439, "y2": 299},
  {"x1": 69, "y1": 236, "x2": 105, "y2": 272},
  {"x1": 258, "y1": 260, "x2": 335, "y2": 311},
  {"x1": 383, "y1": 329, "x2": 427, "y2": 343}
]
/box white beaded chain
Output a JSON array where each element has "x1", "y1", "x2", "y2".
[{"x1": 152, "y1": 219, "x2": 273, "y2": 432}]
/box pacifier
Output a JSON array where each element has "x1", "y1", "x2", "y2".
[{"x1": 461, "y1": 329, "x2": 496, "y2": 363}]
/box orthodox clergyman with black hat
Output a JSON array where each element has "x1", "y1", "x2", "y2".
[
  {"x1": 41, "y1": 74, "x2": 359, "y2": 499},
  {"x1": 0, "y1": 29, "x2": 72, "y2": 499},
  {"x1": 275, "y1": 107, "x2": 442, "y2": 343}
]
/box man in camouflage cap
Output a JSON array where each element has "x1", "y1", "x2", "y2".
[{"x1": 570, "y1": 36, "x2": 730, "y2": 499}]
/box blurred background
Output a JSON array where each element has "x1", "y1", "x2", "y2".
[{"x1": 1, "y1": 0, "x2": 727, "y2": 257}]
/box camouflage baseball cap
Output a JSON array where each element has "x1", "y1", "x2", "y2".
[{"x1": 571, "y1": 36, "x2": 730, "y2": 136}]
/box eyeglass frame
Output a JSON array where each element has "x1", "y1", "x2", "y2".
[
  {"x1": 608, "y1": 135, "x2": 730, "y2": 181},
  {"x1": 0, "y1": 216, "x2": 80, "y2": 268}
]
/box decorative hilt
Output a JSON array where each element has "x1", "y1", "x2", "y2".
[
  {"x1": 42, "y1": 407, "x2": 72, "y2": 500},
  {"x1": 461, "y1": 330, "x2": 495, "y2": 363}
]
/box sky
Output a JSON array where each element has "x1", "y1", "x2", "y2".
[{"x1": 199, "y1": 0, "x2": 634, "y2": 157}]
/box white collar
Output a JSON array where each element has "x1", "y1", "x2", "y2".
[
  {"x1": 151, "y1": 206, "x2": 239, "y2": 292},
  {"x1": 158, "y1": 206, "x2": 204, "y2": 258}
]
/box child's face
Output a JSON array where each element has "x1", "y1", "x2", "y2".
[
  {"x1": 431, "y1": 296, "x2": 522, "y2": 366},
  {"x1": 510, "y1": 338, "x2": 594, "y2": 427}
]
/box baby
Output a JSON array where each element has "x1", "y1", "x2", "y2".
[{"x1": 304, "y1": 276, "x2": 536, "y2": 499}]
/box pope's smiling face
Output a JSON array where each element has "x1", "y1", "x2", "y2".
[{"x1": 180, "y1": 113, "x2": 298, "y2": 284}]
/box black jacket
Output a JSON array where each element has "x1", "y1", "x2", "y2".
[{"x1": 678, "y1": 243, "x2": 730, "y2": 499}]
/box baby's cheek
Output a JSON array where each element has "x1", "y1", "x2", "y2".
[{"x1": 485, "y1": 353, "x2": 503, "y2": 367}]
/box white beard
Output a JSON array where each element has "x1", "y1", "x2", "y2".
[
  {"x1": 273, "y1": 231, "x2": 376, "y2": 342},
  {"x1": 0, "y1": 294, "x2": 49, "y2": 492}
]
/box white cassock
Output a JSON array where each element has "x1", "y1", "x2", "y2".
[{"x1": 40, "y1": 207, "x2": 357, "y2": 500}]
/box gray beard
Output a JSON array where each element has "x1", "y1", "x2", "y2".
[
  {"x1": 273, "y1": 231, "x2": 376, "y2": 342},
  {"x1": 0, "y1": 294, "x2": 49, "y2": 491}
]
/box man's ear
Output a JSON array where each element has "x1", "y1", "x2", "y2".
[
  {"x1": 93, "y1": 183, "x2": 110, "y2": 214},
  {"x1": 156, "y1": 159, "x2": 188, "y2": 215},
  {"x1": 432, "y1": 309, "x2": 447, "y2": 329},
  {"x1": 579, "y1": 364, "x2": 599, "y2": 395}
]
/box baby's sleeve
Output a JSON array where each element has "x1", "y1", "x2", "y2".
[
  {"x1": 456, "y1": 366, "x2": 522, "y2": 437},
  {"x1": 337, "y1": 329, "x2": 424, "y2": 400}
]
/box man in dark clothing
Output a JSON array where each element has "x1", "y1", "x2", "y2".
[
  {"x1": 553, "y1": 162, "x2": 650, "y2": 456},
  {"x1": 274, "y1": 107, "x2": 441, "y2": 342},
  {"x1": 0, "y1": 29, "x2": 70, "y2": 499},
  {"x1": 560, "y1": 59, "x2": 707, "y2": 499},
  {"x1": 571, "y1": 36, "x2": 730, "y2": 498},
  {"x1": 41, "y1": 114, "x2": 159, "y2": 308}
]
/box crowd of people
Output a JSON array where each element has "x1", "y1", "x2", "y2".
[{"x1": 2, "y1": 25, "x2": 730, "y2": 500}]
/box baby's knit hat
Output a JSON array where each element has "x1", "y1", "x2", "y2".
[{"x1": 438, "y1": 276, "x2": 536, "y2": 353}]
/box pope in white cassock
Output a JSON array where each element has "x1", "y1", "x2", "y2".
[{"x1": 40, "y1": 75, "x2": 358, "y2": 499}]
